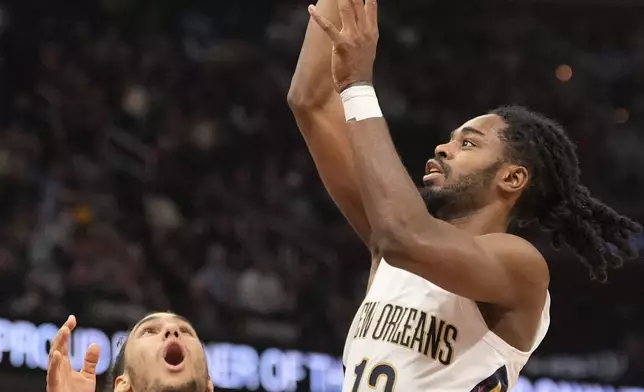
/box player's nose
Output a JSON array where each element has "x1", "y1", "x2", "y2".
[
  {"x1": 434, "y1": 142, "x2": 454, "y2": 160},
  {"x1": 163, "y1": 324, "x2": 181, "y2": 340}
]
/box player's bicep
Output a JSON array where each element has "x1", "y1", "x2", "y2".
[
  {"x1": 470, "y1": 234, "x2": 549, "y2": 305},
  {"x1": 290, "y1": 97, "x2": 372, "y2": 244},
  {"x1": 382, "y1": 230, "x2": 548, "y2": 306}
]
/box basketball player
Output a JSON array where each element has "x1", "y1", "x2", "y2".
[
  {"x1": 46, "y1": 313, "x2": 213, "y2": 392},
  {"x1": 288, "y1": 0, "x2": 641, "y2": 390}
]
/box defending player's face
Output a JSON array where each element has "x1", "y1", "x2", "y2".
[
  {"x1": 421, "y1": 114, "x2": 510, "y2": 219},
  {"x1": 120, "y1": 312, "x2": 212, "y2": 392}
]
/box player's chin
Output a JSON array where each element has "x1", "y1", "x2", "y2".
[
  {"x1": 158, "y1": 370, "x2": 197, "y2": 386},
  {"x1": 159, "y1": 374, "x2": 208, "y2": 392},
  {"x1": 421, "y1": 180, "x2": 444, "y2": 191}
]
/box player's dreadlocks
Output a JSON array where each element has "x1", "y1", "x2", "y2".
[{"x1": 492, "y1": 105, "x2": 641, "y2": 282}]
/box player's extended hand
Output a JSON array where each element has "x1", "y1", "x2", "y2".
[
  {"x1": 308, "y1": 0, "x2": 379, "y2": 92},
  {"x1": 46, "y1": 315, "x2": 101, "y2": 392}
]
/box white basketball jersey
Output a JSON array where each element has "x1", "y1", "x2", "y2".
[{"x1": 342, "y1": 259, "x2": 550, "y2": 392}]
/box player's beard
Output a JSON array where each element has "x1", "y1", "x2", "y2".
[
  {"x1": 420, "y1": 160, "x2": 503, "y2": 221},
  {"x1": 136, "y1": 378, "x2": 206, "y2": 392},
  {"x1": 127, "y1": 364, "x2": 208, "y2": 392},
  {"x1": 157, "y1": 380, "x2": 201, "y2": 392}
]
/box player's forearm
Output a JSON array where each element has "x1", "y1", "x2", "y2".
[
  {"x1": 288, "y1": 0, "x2": 340, "y2": 107},
  {"x1": 287, "y1": 0, "x2": 375, "y2": 248},
  {"x1": 345, "y1": 116, "x2": 436, "y2": 248}
]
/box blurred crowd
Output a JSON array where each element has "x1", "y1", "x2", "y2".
[{"x1": 0, "y1": 0, "x2": 643, "y2": 374}]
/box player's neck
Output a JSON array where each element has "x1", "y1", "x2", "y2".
[{"x1": 446, "y1": 203, "x2": 510, "y2": 236}]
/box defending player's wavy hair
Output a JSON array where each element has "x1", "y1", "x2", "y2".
[
  {"x1": 491, "y1": 105, "x2": 641, "y2": 282},
  {"x1": 104, "y1": 334, "x2": 128, "y2": 392}
]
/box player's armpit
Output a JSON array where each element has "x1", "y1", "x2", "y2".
[{"x1": 377, "y1": 228, "x2": 549, "y2": 307}]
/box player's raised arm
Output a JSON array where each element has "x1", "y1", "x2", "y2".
[
  {"x1": 308, "y1": 0, "x2": 549, "y2": 307},
  {"x1": 287, "y1": 0, "x2": 372, "y2": 247}
]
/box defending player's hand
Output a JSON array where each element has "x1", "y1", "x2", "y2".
[
  {"x1": 46, "y1": 315, "x2": 100, "y2": 392},
  {"x1": 308, "y1": 0, "x2": 379, "y2": 92}
]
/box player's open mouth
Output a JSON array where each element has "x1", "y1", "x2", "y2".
[
  {"x1": 423, "y1": 172, "x2": 443, "y2": 184},
  {"x1": 423, "y1": 160, "x2": 445, "y2": 184},
  {"x1": 163, "y1": 341, "x2": 186, "y2": 370}
]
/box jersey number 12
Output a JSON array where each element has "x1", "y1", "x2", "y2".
[{"x1": 351, "y1": 359, "x2": 397, "y2": 392}]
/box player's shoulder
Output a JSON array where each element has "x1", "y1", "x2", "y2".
[{"x1": 478, "y1": 232, "x2": 550, "y2": 292}]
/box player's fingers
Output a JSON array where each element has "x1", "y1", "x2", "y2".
[
  {"x1": 66, "y1": 314, "x2": 77, "y2": 332},
  {"x1": 351, "y1": 0, "x2": 366, "y2": 27},
  {"x1": 80, "y1": 343, "x2": 101, "y2": 377},
  {"x1": 46, "y1": 351, "x2": 62, "y2": 387},
  {"x1": 60, "y1": 315, "x2": 78, "y2": 356},
  {"x1": 49, "y1": 324, "x2": 67, "y2": 357},
  {"x1": 50, "y1": 315, "x2": 75, "y2": 356},
  {"x1": 56, "y1": 326, "x2": 71, "y2": 357},
  {"x1": 365, "y1": 0, "x2": 378, "y2": 32},
  {"x1": 308, "y1": 5, "x2": 342, "y2": 42},
  {"x1": 338, "y1": 0, "x2": 358, "y2": 31}
]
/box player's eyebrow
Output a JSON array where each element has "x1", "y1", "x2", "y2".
[
  {"x1": 132, "y1": 314, "x2": 192, "y2": 334},
  {"x1": 449, "y1": 126, "x2": 486, "y2": 140}
]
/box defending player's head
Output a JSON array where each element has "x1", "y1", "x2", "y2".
[
  {"x1": 105, "y1": 312, "x2": 212, "y2": 392},
  {"x1": 421, "y1": 105, "x2": 641, "y2": 281}
]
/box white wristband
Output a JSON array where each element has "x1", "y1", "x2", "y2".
[{"x1": 340, "y1": 84, "x2": 383, "y2": 122}]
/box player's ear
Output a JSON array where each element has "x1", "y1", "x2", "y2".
[
  {"x1": 498, "y1": 164, "x2": 529, "y2": 195},
  {"x1": 114, "y1": 375, "x2": 132, "y2": 392},
  {"x1": 207, "y1": 377, "x2": 214, "y2": 392}
]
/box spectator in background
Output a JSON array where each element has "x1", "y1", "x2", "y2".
[
  {"x1": 237, "y1": 252, "x2": 291, "y2": 316},
  {"x1": 0, "y1": 2, "x2": 640, "y2": 386}
]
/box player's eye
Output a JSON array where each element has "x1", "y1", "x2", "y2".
[
  {"x1": 141, "y1": 326, "x2": 158, "y2": 335},
  {"x1": 180, "y1": 326, "x2": 193, "y2": 336},
  {"x1": 462, "y1": 139, "x2": 476, "y2": 148}
]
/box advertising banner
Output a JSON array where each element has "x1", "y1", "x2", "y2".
[{"x1": 0, "y1": 318, "x2": 641, "y2": 392}]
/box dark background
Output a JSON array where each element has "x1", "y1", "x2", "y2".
[{"x1": 0, "y1": 0, "x2": 643, "y2": 390}]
